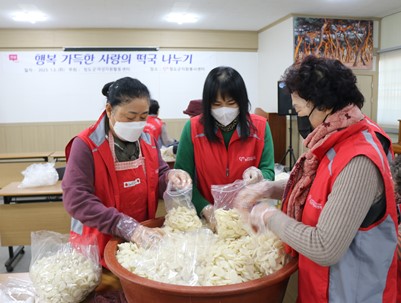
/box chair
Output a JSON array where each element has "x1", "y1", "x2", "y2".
[{"x1": 393, "y1": 120, "x2": 401, "y2": 155}]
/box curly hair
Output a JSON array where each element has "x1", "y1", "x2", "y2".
[
  {"x1": 391, "y1": 156, "x2": 401, "y2": 261},
  {"x1": 281, "y1": 55, "x2": 364, "y2": 113},
  {"x1": 391, "y1": 156, "x2": 401, "y2": 197}
]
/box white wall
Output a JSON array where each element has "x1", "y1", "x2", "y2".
[
  {"x1": 380, "y1": 11, "x2": 401, "y2": 50},
  {"x1": 257, "y1": 17, "x2": 294, "y2": 113}
]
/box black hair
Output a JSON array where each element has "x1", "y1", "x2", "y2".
[
  {"x1": 101, "y1": 77, "x2": 150, "y2": 107},
  {"x1": 101, "y1": 81, "x2": 114, "y2": 97},
  {"x1": 281, "y1": 55, "x2": 364, "y2": 113},
  {"x1": 149, "y1": 99, "x2": 160, "y2": 115},
  {"x1": 201, "y1": 66, "x2": 253, "y2": 142}
]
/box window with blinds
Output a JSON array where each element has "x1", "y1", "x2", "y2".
[{"x1": 377, "y1": 49, "x2": 401, "y2": 129}]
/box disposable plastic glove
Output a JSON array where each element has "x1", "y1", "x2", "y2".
[
  {"x1": 233, "y1": 179, "x2": 287, "y2": 213},
  {"x1": 115, "y1": 214, "x2": 164, "y2": 249},
  {"x1": 249, "y1": 201, "x2": 278, "y2": 233},
  {"x1": 130, "y1": 225, "x2": 164, "y2": 249},
  {"x1": 201, "y1": 204, "x2": 216, "y2": 232},
  {"x1": 166, "y1": 169, "x2": 192, "y2": 189},
  {"x1": 242, "y1": 166, "x2": 263, "y2": 185},
  {"x1": 233, "y1": 180, "x2": 274, "y2": 213}
]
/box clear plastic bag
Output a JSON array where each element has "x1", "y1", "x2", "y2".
[
  {"x1": 211, "y1": 179, "x2": 246, "y2": 210},
  {"x1": 117, "y1": 227, "x2": 215, "y2": 286},
  {"x1": 274, "y1": 163, "x2": 291, "y2": 190},
  {"x1": 18, "y1": 162, "x2": 58, "y2": 188},
  {"x1": 0, "y1": 277, "x2": 36, "y2": 302},
  {"x1": 211, "y1": 179, "x2": 249, "y2": 239},
  {"x1": 162, "y1": 180, "x2": 202, "y2": 233},
  {"x1": 163, "y1": 180, "x2": 194, "y2": 211},
  {"x1": 29, "y1": 231, "x2": 101, "y2": 303}
]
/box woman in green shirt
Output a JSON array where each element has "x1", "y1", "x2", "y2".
[{"x1": 174, "y1": 66, "x2": 275, "y2": 227}]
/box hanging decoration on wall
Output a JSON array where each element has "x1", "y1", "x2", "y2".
[{"x1": 293, "y1": 17, "x2": 374, "y2": 70}]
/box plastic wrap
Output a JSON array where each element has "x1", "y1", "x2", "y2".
[
  {"x1": 18, "y1": 162, "x2": 58, "y2": 188},
  {"x1": 29, "y1": 231, "x2": 101, "y2": 303}
]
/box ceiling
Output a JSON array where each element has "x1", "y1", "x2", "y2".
[{"x1": 0, "y1": 0, "x2": 401, "y2": 31}]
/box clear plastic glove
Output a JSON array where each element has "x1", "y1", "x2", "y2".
[
  {"x1": 201, "y1": 204, "x2": 216, "y2": 232},
  {"x1": 166, "y1": 169, "x2": 192, "y2": 189},
  {"x1": 115, "y1": 214, "x2": 164, "y2": 249},
  {"x1": 233, "y1": 179, "x2": 287, "y2": 213},
  {"x1": 249, "y1": 201, "x2": 278, "y2": 233},
  {"x1": 130, "y1": 225, "x2": 165, "y2": 249},
  {"x1": 242, "y1": 166, "x2": 263, "y2": 185},
  {"x1": 233, "y1": 180, "x2": 274, "y2": 213}
]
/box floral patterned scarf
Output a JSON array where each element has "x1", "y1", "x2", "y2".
[{"x1": 283, "y1": 104, "x2": 364, "y2": 221}]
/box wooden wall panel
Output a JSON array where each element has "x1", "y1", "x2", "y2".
[
  {"x1": 266, "y1": 113, "x2": 287, "y2": 165},
  {"x1": 164, "y1": 119, "x2": 189, "y2": 141},
  {"x1": 0, "y1": 29, "x2": 258, "y2": 51},
  {"x1": 0, "y1": 202, "x2": 71, "y2": 246},
  {"x1": 0, "y1": 119, "x2": 188, "y2": 154},
  {"x1": 0, "y1": 122, "x2": 90, "y2": 153}
]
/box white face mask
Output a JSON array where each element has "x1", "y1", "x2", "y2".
[
  {"x1": 113, "y1": 121, "x2": 146, "y2": 142},
  {"x1": 211, "y1": 106, "x2": 239, "y2": 126}
]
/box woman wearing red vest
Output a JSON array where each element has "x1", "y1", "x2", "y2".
[
  {"x1": 234, "y1": 56, "x2": 398, "y2": 302},
  {"x1": 62, "y1": 77, "x2": 191, "y2": 267},
  {"x1": 390, "y1": 155, "x2": 401, "y2": 303},
  {"x1": 145, "y1": 99, "x2": 176, "y2": 148},
  {"x1": 174, "y1": 66, "x2": 275, "y2": 226}
]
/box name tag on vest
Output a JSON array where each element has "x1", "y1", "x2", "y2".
[{"x1": 124, "y1": 178, "x2": 141, "y2": 188}]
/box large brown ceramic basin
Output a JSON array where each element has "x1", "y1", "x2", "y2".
[{"x1": 104, "y1": 217, "x2": 298, "y2": 303}]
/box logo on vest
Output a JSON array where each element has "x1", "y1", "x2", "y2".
[
  {"x1": 124, "y1": 178, "x2": 141, "y2": 188},
  {"x1": 308, "y1": 196, "x2": 323, "y2": 210},
  {"x1": 147, "y1": 124, "x2": 156, "y2": 130},
  {"x1": 239, "y1": 156, "x2": 256, "y2": 162}
]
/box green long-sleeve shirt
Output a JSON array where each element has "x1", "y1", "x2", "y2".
[{"x1": 174, "y1": 119, "x2": 275, "y2": 215}]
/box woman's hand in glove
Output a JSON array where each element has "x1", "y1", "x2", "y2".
[
  {"x1": 167, "y1": 169, "x2": 192, "y2": 189},
  {"x1": 242, "y1": 166, "x2": 263, "y2": 185},
  {"x1": 130, "y1": 225, "x2": 165, "y2": 249},
  {"x1": 233, "y1": 180, "x2": 273, "y2": 213},
  {"x1": 233, "y1": 179, "x2": 287, "y2": 212},
  {"x1": 249, "y1": 201, "x2": 278, "y2": 233}
]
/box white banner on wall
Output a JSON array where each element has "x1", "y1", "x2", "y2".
[{"x1": 0, "y1": 51, "x2": 258, "y2": 123}]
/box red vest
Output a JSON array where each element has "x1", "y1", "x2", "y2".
[
  {"x1": 145, "y1": 115, "x2": 162, "y2": 142},
  {"x1": 191, "y1": 114, "x2": 266, "y2": 203},
  {"x1": 65, "y1": 111, "x2": 160, "y2": 267},
  {"x1": 283, "y1": 119, "x2": 398, "y2": 303}
]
